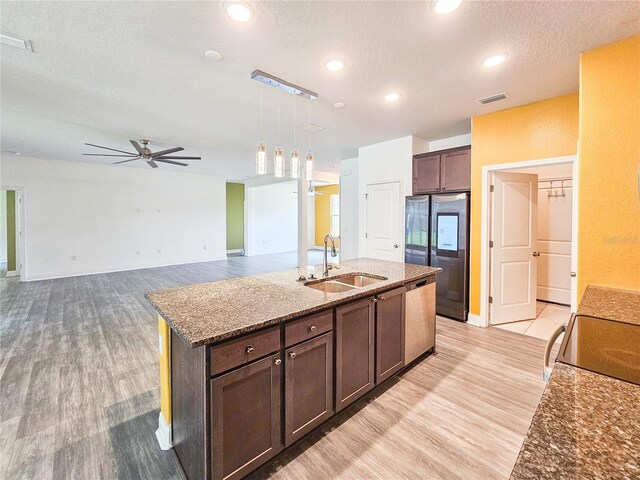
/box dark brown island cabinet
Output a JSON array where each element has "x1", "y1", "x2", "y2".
[
  {"x1": 412, "y1": 145, "x2": 471, "y2": 195},
  {"x1": 171, "y1": 278, "x2": 436, "y2": 480}
]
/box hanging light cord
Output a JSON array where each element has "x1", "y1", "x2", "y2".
[
  {"x1": 277, "y1": 92, "x2": 280, "y2": 146},
  {"x1": 259, "y1": 88, "x2": 263, "y2": 142},
  {"x1": 293, "y1": 98, "x2": 296, "y2": 148},
  {"x1": 307, "y1": 100, "x2": 311, "y2": 151}
]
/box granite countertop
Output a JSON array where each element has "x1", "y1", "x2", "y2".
[
  {"x1": 146, "y1": 258, "x2": 440, "y2": 348},
  {"x1": 511, "y1": 286, "x2": 640, "y2": 480}
]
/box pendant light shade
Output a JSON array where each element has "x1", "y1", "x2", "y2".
[
  {"x1": 290, "y1": 149, "x2": 300, "y2": 179},
  {"x1": 274, "y1": 147, "x2": 285, "y2": 178},
  {"x1": 256, "y1": 143, "x2": 267, "y2": 175},
  {"x1": 305, "y1": 151, "x2": 314, "y2": 180}
]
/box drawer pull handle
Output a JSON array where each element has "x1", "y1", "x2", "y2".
[
  {"x1": 274, "y1": 358, "x2": 282, "y2": 365},
  {"x1": 309, "y1": 324, "x2": 317, "y2": 332},
  {"x1": 379, "y1": 296, "x2": 386, "y2": 301},
  {"x1": 289, "y1": 352, "x2": 296, "y2": 359},
  {"x1": 245, "y1": 346, "x2": 255, "y2": 354},
  {"x1": 372, "y1": 298, "x2": 377, "y2": 303}
]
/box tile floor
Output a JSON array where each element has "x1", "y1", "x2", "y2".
[{"x1": 493, "y1": 301, "x2": 571, "y2": 341}]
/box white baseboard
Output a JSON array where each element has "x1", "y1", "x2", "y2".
[
  {"x1": 467, "y1": 313, "x2": 486, "y2": 328},
  {"x1": 226, "y1": 249, "x2": 244, "y2": 254},
  {"x1": 155, "y1": 412, "x2": 173, "y2": 451}
]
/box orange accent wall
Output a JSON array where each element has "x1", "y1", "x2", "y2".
[
  {"x1": 315, "y1": 184, "x2": 340, "y2": 247},
  {"x1": 470, "y1": 94, "x2": 580, "y2": 315},
  {"x1": 578, "y1": 36, "x2": 640, "y2": 295}
]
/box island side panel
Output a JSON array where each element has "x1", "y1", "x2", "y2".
[{"x1": 172, "y1": 330, "x2": 208, "y2": 480}]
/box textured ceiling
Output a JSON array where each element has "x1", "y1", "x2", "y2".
[{"x1": 1, "y1": 1, "x2": 638, "y2": 180}]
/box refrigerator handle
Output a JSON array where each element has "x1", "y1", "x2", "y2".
[{"x1": 543, "y1": 323, "x2": 567, "y2": 381}]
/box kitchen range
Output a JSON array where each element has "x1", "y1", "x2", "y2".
[{"x1": 146, "y1": 258, "x2": 440, "y2": 480}]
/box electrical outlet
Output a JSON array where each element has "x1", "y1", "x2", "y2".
[
  {"x1": 71, "y1": 255, "x2": 77, "y2": 261},
  {"x1": 157, "y1": 249, "x2": 161, "y2": 254},
  {"x1": 137, "y1": 208, "x2": 141, "y2": 214},
  {"x1": 203, "y1": 245, "x2": 207, "y2": 250},
  {"x1": 136, "y1": 250, "x2": 141, "y2": 256}
]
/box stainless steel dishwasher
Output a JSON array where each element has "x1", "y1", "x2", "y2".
[{"x1": 405, "y1": 276, "x2": 436, "y2": 364}]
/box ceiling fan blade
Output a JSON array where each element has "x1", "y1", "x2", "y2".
[
  {"x1": 147, "y1": 160, "x2": 159, "y2": 168},
  {"x1": 113, "y1": 158, "x2": 141, "y2": 164},
  {"x1": 85, "y1": 143, "x2": 137, "y2": 155},
  {"x1": 83, "y1": 153, "x2": 138, "y2": 157},
  {"x1": 130, "y1": 140, "x2": 145, "y2": 155},
  {"x1": 154, "y1": 155, "x2": 201, "y2": 160},
  {"x1": 151, "y1": 147, "x2": 184, "y2": 158},
  {"x1": 155, "y1": 159, "x2": 188, "y2": 167}
]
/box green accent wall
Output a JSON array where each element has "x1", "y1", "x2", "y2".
[
  {"x1": 226, "y1": 183, "x2": 245, "y2": 251},
  {"x1": 6, "y1": 191, "x2": 16, "y2": 271}
]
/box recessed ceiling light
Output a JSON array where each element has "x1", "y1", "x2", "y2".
[
  {"x1": 434, "y1": 0, "x2": 461, "y2": 14},
  {"x1": 333, "y1": 102, "x2": 345, "y2": 109},
  {"x1": 483, "y1": 54, "x2": 507, "y2": 67},
  {"x1": 384, "y1": 92, "x2": 401, "y2": 102},
  {"x1": 204, "y1": 50, "x2": 223, "y2": 61},
  {"x1": 224, "y1": 1, "x2": 253, "y2": 22},
  {"x1": 326, "y1": 59, "x2": 345, "y2": 72}
]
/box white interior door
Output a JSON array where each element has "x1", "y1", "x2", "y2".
[
  {"x1": 365, "y1": 182, "x2": 401, "y2": 261},
  {"x1": 537, "y1": 182, "x2": 572, "y2": 305},
  {"x1": 490, "y1": 172, "x2": 538, "y2": 325}
]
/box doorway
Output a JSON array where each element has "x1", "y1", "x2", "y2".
[
  {"x1": 365, "y1": 181, "x2": 401, "y2": 262},
  {"x1": 481, "y1": 156, "x2": 577, "y2": 338},
  {"x1": 0, "y1": 189, "x2": 23, "y2": 280}
]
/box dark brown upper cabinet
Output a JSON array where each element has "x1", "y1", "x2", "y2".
[
  {"x1": 284, "y1": 332, "x2": 334, "y2": 446},
  {"x1": 335, "y1": 297, "x2": 375, "y2": 413},
  {"x1": 210, "y1": 354, "x2": 283, "y2": 480},
  {"x1": 375, "y1": 286, "x2": 406, "y2": 384},
  {"x1": 413, "y1": 146, "x2": 471, "y2": 194}
]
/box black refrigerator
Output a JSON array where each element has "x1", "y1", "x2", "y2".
[{"x1": 405, "y1": 193, "x2": 470, "y2": 322}]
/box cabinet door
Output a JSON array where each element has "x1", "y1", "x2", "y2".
[
  {"x1": 376, "y1": 287, "x2": 406, "y2": 383},
  {"x1": 335, "y1": 298, "x2": 375, "y2": 412},
  {"x1": 441, "y1": 148, "x2": 471, "y2": 192},
  {"x1": 285, "y1": 332, "x2": 334, "y2": 446},
  {"x1": 413, "y1": 153, "x2": 441, "y2": 194},
  {"x1": 211, "y1": 354, "x2": 282, "y2": 480}
]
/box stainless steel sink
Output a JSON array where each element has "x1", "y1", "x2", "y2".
[
  {"x1": 304, "y1": 273, "x2": 388, "y2": 293},
  {"x1": 336, "y1": 274, "x2": 385, "y2": 287},
  {"x1": 305, "y1": 281, "x2": 357, "y2": 293}
]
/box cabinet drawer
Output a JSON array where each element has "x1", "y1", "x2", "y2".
[
  {"x1": 211, "y1": 326, "x2": 281, "y2": 376},
  {"x1": 285, "y1": 310, "x2": 333, "y2": 347}
]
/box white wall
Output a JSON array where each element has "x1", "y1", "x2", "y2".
[
  {"x1": 307, "y1": 193, "x2": 316, "y2": 249},
  {"x1": 245, "y1": 180, "x2": 298, "y2": 256},
  {"x1": 0, "y1": 155, "x2": 227, "y2": 280},
  {"x1": 0, "y1": 190, "x2": 7, "y2": 263},
  {"x1": 427, "y1": 133, "x2": 471, "y2": 152},
  {"x1": 339, "y1": 157, "x2": 359, "y2": 260},
  {"x1": 356, "y1": 135, "x2": 427, "y2": 257}
]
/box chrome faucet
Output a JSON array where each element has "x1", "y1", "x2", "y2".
[{"x1": 322, "y1": 234, "x2": 339, "y2": 277}]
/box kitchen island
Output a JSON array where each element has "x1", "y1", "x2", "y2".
[
  {"x1": 146, "y1": 258, "x2": 440, "y2": 480},
  {"x1": 510, "y1": 286, "x2": 640, "y2": 479}
]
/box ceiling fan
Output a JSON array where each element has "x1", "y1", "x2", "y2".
[{"x1": 83, "y1": 139, "x2": 201, "y2": 168}]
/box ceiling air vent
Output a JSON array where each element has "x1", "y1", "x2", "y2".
[
  {"x1": 301, "y1": 123, "x2": 324, "y2": 133},
  {"x1": 477, "y1": 93, "x2": 508, "y2": 105}
]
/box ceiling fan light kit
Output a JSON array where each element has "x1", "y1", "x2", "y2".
[{"x1": 83, "y1": 139, "x2": 201, "y2": 169}]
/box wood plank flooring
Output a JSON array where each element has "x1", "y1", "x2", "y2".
[{"x1": 1, "y1": 253, "x2": 548, "y2": 480}]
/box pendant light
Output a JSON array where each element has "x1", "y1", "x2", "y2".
[
  {"x1": 290, "y1": 97, "x2": 300, "y2": 179},
  {"x1": 274, "y1": 92, "x2": 285, "y2": 178},
  {"x1": 305, "y1": 99, "x2": 314, "y2": 180},
  {"x1": 255, "y1": 88, "x2": 267, "y2": 175}
]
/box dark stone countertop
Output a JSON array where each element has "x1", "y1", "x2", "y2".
[
  {"x1": 511, "y1": 286, "x2": 640, "y2": 480},
  {"x1": 146, "y1": 258, "x2": 440, "y2": 348}
]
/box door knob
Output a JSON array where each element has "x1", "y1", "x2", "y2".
[
  {"x1": 570, "y1": 272, "x2": 577, "y2": 277},
  {"x1": 394, "y1": 244, "x2": 399, "y2": 248},
  {"x1": 532, "y1": 252, "x2": 540, "y2": 257}
]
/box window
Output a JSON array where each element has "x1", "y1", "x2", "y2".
[{"x1": 330, "y1": 194, "x2": 340, "y2": 237}]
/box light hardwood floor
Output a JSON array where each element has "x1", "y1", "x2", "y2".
[{"x1": 1, "y1": 253, "x2": 548, "y2": 480}]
